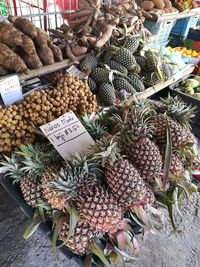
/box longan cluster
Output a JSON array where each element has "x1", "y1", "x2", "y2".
[{"x1": 0, "y1": 73, "x2": 97, "y2": 153}]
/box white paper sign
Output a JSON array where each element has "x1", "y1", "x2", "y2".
[
  {"x1": 0, "y1": 75, "x2": 23, "y2": 106},
  {"x1": 66, "y1": 65, "x2": 87, "y2": 79},
  {"x1": 40, "y1": 111, "x2": 95, "y2": 160}
]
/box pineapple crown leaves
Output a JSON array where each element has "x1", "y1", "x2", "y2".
[
  {"x1": 81, "y1": 114, "x2": 107, "y2": 141},
  {"x1": 49, "y1": 159, "x2": 99, "y2": 199},
  {"x1": 90, "y1": 137, "x2": 122, "y2": 167},
  {"x1": 1, "y1": 154, "x2": 23, "y2": 183},
  {"x1": 159, "y1": 95, "x2": 196, "y2": 127}
]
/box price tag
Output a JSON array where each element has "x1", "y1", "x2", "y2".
[
  {"x1": 0, "y1": 75, "x2": 23, "y2": 106},
  {"x1": 66, "y1": 65, "x2": 87, "y2": 79},
  {"x1": 40, "y1": 111, "x2": 95, "y2": 160}
]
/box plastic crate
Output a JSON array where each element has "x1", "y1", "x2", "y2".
[
  {"x1": 171, "y1": 16, "x2": 200, "y2": 38},
  {"x1": 144, "y1": 19, "x2": 175, "y2": 45}
]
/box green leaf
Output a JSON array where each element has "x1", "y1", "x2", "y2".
[
  {"x1": 23, "y1": 211, "x2": 42, "y2": 240},
  {"x1": 163, "y1": 115, "x2": 172, "y2": 190},
  {"x1": 67, "y1": 207, "x2": 78, "y2": 241},
  {"x1": 166, "y1": 189, "x2": 176, "y2": 231},
  {"x1": 52, "y1": 218, "x2": 65, "y2": 259},
  {"x1": 38, "y1": 206, "x2": 46, "y2": 222},
  {"x1": 89, "y1": 243, "x2": 111, "y2": 267}
]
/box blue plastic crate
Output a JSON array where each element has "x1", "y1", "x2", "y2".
[
  {"x1": 144, "y1": 19, "x2": 175, "y2": 45},
  {"x1": 197, "y1": 18, "x2": 200, "y2": 26},
  {"x1": 171, "y1": 15, "x2": 200, "y2": 38}
]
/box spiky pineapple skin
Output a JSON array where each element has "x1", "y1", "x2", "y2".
[
  {"x1": 98, "y1": 83, "x2": 116, "y2": 106},
  {"x1": 59, "y1": 221, "x2": 96, "y2": 255},
  {"x1": 128, "y1": 137, "x2": 163, "y2": 180},
  {"x1": 143, "y1": 72, "x2": 161, "y2": 86},
  {"x1": 88, "y1": 77, "x2": 97, "y2": 93},
  {"x1": 106, "y1": 59, "x2": 128, "y2": 74},
  {"x1": 113, "y1": 77, "x2": 136, "y2": 94},
  {"x1": 152, "y1": 114, "x2": 189, "y2": 149},
  {"x1": 76, "y1": 185, "x2": 123, "y2": 233},
  {"x1": 106, "y1": 159, "x2": 147, "y2": 209},
  {"x1": 90, "y1": 68, "x2": 110, "y2": 84},
  {"x1": 20, "y1": 177, "x2": 42, "y2": 208},
  {"x1": 80, "y1": 55, "x2": 98, "y2": 72},
  {"x1": 114, "y1": 48, "x2": 136, "y2": 71},
  {"x1": 134, "y1": 55, "x2": 146, "y2": 70},
  {"x1": 128, "y1": 73, "x2": 145, "y2": 92},
  {"x1": 123, "y1": 36, "x2": 139, "y2": 54},
  {"x1": 40, "y1": 166, "x2": 63, "y2": 210}
]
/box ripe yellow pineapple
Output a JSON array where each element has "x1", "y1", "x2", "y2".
[
  {"x1": 92, "y1": 138, "x2": 154, "y2": 210},
  {"x1": 119, "y1": 108, "x2": 163, "y2": 181},
  {"x1": 59, "y1": 220, "x2": 97, "y2": 255}
]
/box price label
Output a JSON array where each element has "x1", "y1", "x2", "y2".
[
  {"x1": 40, "y1": 111, "x2": 95, "y2": 160},
  {"x1": 66, "y1": 65, "x2": 87, "y2": 79},
  {"x1": 0, "y1": 75, "x2": 23, "y2": 106}
]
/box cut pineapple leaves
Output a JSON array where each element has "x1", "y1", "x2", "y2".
[{"x1": 23, "y1": 210, "x2": 43, "y2": 240}]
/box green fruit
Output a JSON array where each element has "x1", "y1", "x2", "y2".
[
  {"x1": 182, "y1": 79, "x2": 199, "y2": 88},
  {"x1": 194, "y1": 76, "x2": 200, "y2": 85},
  {"x1": 192, "y1": 93, "x2": 200, "y2": 99},
  {"x1": 195, "y1": 86, "x2": 200, "y2": 93},
  {"x1": 183, "y1": 87, "x2": 195, "y2": 95}
]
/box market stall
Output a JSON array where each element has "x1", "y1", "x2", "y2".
[{"x1": 0, "y1": 0, "x2": 200, "y2": 266}]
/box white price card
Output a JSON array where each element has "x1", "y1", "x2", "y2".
[
  {"x1": 66, "y1": 65, "x2": 87, "y2": 79},
  {"x1": 0, "y1": 75, "x2": 23, "y2": 106},
  {"x1": 40, "y1": 111, "x2": 95, "y2": 160}
]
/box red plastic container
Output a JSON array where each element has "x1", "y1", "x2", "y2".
[
  {"x1": 56, "y1": 0, "x2": 79, "y2": 25},
  {"x1": 192, "y1": 169, "x2": 200, "y2": 181}
]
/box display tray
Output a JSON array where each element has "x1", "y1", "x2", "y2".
[{"x1": 1, "y1": 174, "x2": 86, "y2": 266}]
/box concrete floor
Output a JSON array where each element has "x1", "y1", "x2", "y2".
[{"x1": 0, "y1": 184, "x2": 200, "y2": 267}]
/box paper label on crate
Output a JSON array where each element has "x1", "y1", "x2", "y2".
[
  {"x1": 0, "y1": 75, "x2": 23, "y2": 106},
  {"x1": 40, "y1": 111, "x2": 95, "y2": 160},
  {"x1": 66, "y1": 65, "x2": 87, "y2": 79}
]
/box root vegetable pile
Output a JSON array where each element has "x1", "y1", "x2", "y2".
[
  {"x1": 0, "y1": 74, "x2": 96, "y2": 152},
  {"x1": 49, "y1": 0, "x2": 150, "y2": 61},
  {"x1": 0, "y1": 16, "x2": 63, "y2": 75}
]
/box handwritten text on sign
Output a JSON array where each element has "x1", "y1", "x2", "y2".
[
  {"x1": 0, "y1": 75, "x2": 23, "y2": 106},
  {"x1": 40, "y1": 111, "x2": 94, "y2": 160}
]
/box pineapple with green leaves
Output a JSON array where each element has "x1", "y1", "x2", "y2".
[
  {"x1": 91, "y1": 138, "x2": 154, "y2": 210},
  {"x1": 50, "y1": 156, "x2": 124, "y2": 233},
  {"x1": 119, "y1": 108, "x2": 163, "y2": 181},
  {"x1": 98, "y1": 83, "x2": 116, "y2": 106},
  {"x1": 1, "y1": 147, "x2": 44, "y2": 208}
]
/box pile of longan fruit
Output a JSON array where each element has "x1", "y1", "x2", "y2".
[{"x1": 0, "y1": 73, "x2": 97, "y2": 153}]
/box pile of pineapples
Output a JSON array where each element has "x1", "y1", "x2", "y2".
[
  {"x1": 2, "y1": 95, "x2": 200, "y2": 266},
  {"x1": 79, "y1": 35, "x2": 174, "y2": 106}
]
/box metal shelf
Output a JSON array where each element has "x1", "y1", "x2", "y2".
[{"x1": 136, "y1": 64, "x2": 195, "y2": 100}]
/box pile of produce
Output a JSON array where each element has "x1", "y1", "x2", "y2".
[
  {"x1": 137, "y1": 0, "x2": 178, "y2": 19},
  {"x1": 78, "y1": 36, "x2": 174, "y2": 105},
  {"x1": 175, "y1": 47, "x2": 200, "y2": 58},
  {"x1": 175, "y1": 76, "x2": 200, "y2": 98},
  {"x1": 0, "y1": 73, "x2": 96, "y2": 153},
  {"x1": 2, "y1": 95, "x2": 200, "y2": 266},
  {"x1": 49, "y1": 0, "x2": 151, "y2": 61},
  {"x1": 0, "y1": 16, "x2": 63, "y2": 75},
  {"x1": 171, "y1": 0, "x2": 199, "y2": 10}
]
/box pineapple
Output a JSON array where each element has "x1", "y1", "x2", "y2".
[
  {"x1": 1, "y1": 154, "x2": 42, "y2": 208},
  {"x1": 123, "y1": 36, "x2": 139, "y2": 54},
  {"x1": 91, "y1": 138, "x2": 154, "y2": 210},
  {"x1": 98, "y1": 83, "x2": 116, "y2": 105},
  {"x1": 143, "y1": 72, "x2": 162, "y2": 86},
  {"x1": 145, "y1": 50, "x2": 160, "y2": 72},
  {"x1": 134, "y1": 55, "x2": 146, "y2": 70},
  {"x1": 151, "y1": 114, "x2": 191, "y2": 149},
  {"x1": 114, "y1": 48, "x2": 136, "y2": 71},
  {"x1": 76, "y1": 185, "x2": 123, "y2": 233},
  {"x1": 88, "y1": 77, "x2": 97, "y2": 93},
  {"x1": 113, "y1": 77, "x2": 136, "y2": 94},
  {"x1": 128, "y1": 73, "x2": 145, "y2": 92},
  {"x1": 120, "y1": 108, "x2": 163, "y2": 181},
  {"x1": 90, "y1": 68, "x2": 110, "y2": 84},
  {"x1": 59, "y1": 220, "x2": 97, "y2": 255},
  {"x1": 133, "y1": 63, "x2": 141, "y2": 74},
  {"x1": 160, "y1": 61, "x2": 173, "y2": 80},
  {"x1": 106, "y1": 59, "x2": 128, "y2": 75},
  {"x1": 80, "y1": 54, "x2": 98, "y2": 74}
]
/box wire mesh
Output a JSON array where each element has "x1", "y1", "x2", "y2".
[{"x1": 0, "y1": 0, "x2": 79, "y2": 30}]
